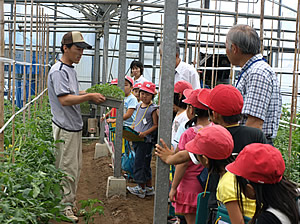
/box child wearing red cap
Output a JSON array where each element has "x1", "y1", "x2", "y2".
[
  {"x1": 169, "y1": 88, "x2": 212, "y2": 224},
  {"x1": 156, "y1": 84, "x2": 267, "y2": 224},
  {"x1": 184, "y1": 125, "x2": 256, "y2": 224},
  {"x1": 172, "y1": 80, "x2": 193, "y2": 149},
  {"x1": 226, "y1": 143, "x2": 300, "y2": 224},
  {"x1": 127, "y1": 81, "x2": 158, "y2": 199},
  {"x1": 132, "y1": 83, "x2": 142, "y2": 102},
  {"x1": 107, "y1": 76, "x2": 138, "y2": 127}
]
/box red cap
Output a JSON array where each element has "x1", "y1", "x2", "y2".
[
  {"x1": 197, "y1": 88, "x2": 211, "y2": 107},
  {"x1": 174, "y1": 80, "x2": 193, "y2": 94},
  {"x1": 183, "y1": 89, "x2": 208, "y2": 110},
  {"x1": 110, "y1": 78, "x2": 118, "y2": 85},
  {"x1": 133, "y1": 83, "x2": 142, "y2": 89},
  {"x1": 140, "y1": 81, "x2": 156, "y2": 95},
  {"x1": 208, "y1": 84, "x2": 243, "y2": 116},
  {"x1": 125, "y1": 76, "x2": 134, "y2": 86},
  {"x1": 226, "y1": 143, "x2": 285, "y2": 184},
  {"x1": 185, "y1": 125, "x2": 234, "y2": 160}
]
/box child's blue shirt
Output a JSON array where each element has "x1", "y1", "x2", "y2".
[{"x1": 124, "y1": 93, "x2": 138, "y2": 127}]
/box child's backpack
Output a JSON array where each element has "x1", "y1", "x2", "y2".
[{"x1": 121, "y1": 140, "x2": 135, "y2": 179}]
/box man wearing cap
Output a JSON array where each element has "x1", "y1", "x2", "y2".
[
  {"x1": 159, "y1": 42, "x2": 200, "y2": 89},
  {"x1": 48, "y1": 31, "x2": 106, "y2": 222},
  {"x1": 225, "y1": 24, "x2": 282, "y2": 145}
]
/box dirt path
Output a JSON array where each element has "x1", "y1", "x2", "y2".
[{"x1": 55, "y1": 140, "x2": 155, "y2": 224}]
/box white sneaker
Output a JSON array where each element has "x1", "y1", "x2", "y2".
[
  {"x1": 145, "y1": 186, "x2": 155, "y2": 196},
  {"x1": 64, "y1": 206, "x2": 79, "y2": 223},
  {"x1": 127, "y1": 185, "x2": 146, "y2": 198}
]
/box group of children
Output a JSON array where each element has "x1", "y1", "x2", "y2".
[
  {"x1": 101, "y1": 60, "x2": 299, "y2": 223},
  {"x1": 155, "y1": 82, "x2": 299, "y2": 224},
  {"x1": 102, "y1": 69, "x2": 158, "y2": 199}
]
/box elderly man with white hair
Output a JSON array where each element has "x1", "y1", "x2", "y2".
[{"x1": 225, "y1": 24, "x2": 282, "y2": 145}]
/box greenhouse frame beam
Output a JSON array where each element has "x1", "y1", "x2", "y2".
[
  {"x1": 128, "y1": 2, "x2": 296, "y2": 22},
  {"x1": 4, "y1": 0, "x2": 120, "y2": 3},
  {"x1": 3, "y1": 0, "x2": 297, "y2": 22}
]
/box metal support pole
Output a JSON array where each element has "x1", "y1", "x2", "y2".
[
  {"x1": 99, "y1": 13, "x2": 110, "y2": 144},
  {"x1": 275, "y1": 0, "x2": 282, "y2": 67},
  {"x1": 234, "y1": 0, "x2": 238, "y2": 25},
  {"x1": 139, "y1": 0, "x2": 144, "y2": 64},
  {"x1": 154, "y1": 0, "x2": 178, "y2": 223},
  {"x1": 93, "y1": 32, "x2": 100, "y2": 85},
  {"x1": 188, "y1": 44, "x2": 192, "y2": 64},
  {"x1": 183, "y1": 0, "x2": 188, "y2": 61},
  {"x1": 0, "y1": 0, "x2": 4, "y2": 151},
  {"x1": 114, "y1": 0, "x2": 128, "y2": 178},
  {"x1": 260, "y1": 0, "x2": 265, "y2": 54},
  {"x1": 152, "y1": 34, "x2": 158, "y2": 83},
  {"x1": 139, "y1": 41, "x2": 144, "y2": 64},
  {"x1": 102, "y1": 14, "x2": 109, "y2": 85}
]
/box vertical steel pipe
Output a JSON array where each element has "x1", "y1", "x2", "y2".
[{"x1": 154, "y1": 0, "x2": 178, "y2": 223}]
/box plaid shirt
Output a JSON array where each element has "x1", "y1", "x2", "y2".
[{"x1": 236, "y1": 54, "x2": 282, "y2": 138}]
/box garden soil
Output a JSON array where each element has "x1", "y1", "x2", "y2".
[{"x1": 54, "y1": 140, "x2": 156, "y2": 224}]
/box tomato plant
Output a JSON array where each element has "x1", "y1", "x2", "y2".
[
  {"x1": 1, "y1": 97, "x2": 66, "y2": 223},
  {"x1": 274, "y1": 105, "x2": 300, "y2": 183}
]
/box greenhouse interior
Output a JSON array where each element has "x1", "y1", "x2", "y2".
[{"x1": 0, "y1": 0, "x2": 299, "y2": 223}]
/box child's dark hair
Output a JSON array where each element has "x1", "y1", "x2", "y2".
[
  {"x1": 60, "y1": 43, "x2": 73, "y2": 54},
  {"x1": 174, "y1": 93, "x2": 187, "y2": 109},
  {"x1": 140, "y1": 90, "x2": 155, "y2": 99},
  {"x1": 208, "y1": 108, "x2": 242, "y2": 124},
  {"x1": 125, "y1": 79, "x2": 133, "y2": 87},
  {"x1": 236, "y1": 176, "x2": 300, "y2": 224},
  {"x1": 130, "y1": 60, "x2": 144, "y2": 75},
  {"x1": 207, "y1": 156, "x2": 235, "y2": 174},
  {"x1": 223, "y1": 114, "x2": 242, "y2": 124},
  {"x1": 185, "y1": 107, "x2": 209, "y2": 128}
]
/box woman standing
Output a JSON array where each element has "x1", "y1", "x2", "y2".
[{"x1": 130, "y1": 60, "x2": 148, "y2": 85}]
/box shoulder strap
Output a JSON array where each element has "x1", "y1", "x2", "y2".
[{"x1": 266, "y1": 207, "x2": 291, "y2": 224}]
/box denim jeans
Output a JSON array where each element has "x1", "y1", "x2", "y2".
[{"x1": 132, "y1": 142, "x2": 153, "y2": 184}]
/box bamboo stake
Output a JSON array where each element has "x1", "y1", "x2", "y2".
[
  {"x1": 260, "y1": 0, "x2": 265, "y2": 54},
  {"x1": 279, "y1": 31, "x2": 284, "y2": 87},
  {"x1": 294, "y1": 29, "x2": 300, "y2": 117},
  {"x1": 203, "y1": 24, "x2": 210, "y2": 88},
  {"x1": 230, "y1": 0, "x2": 238, "y2": 85},
  {"x1": 215, "y1": 0, "x2": 221, "y2": 86},
  {"x1": 197, "y1": 0, "x2": 203, "y2": 85},
  {"x1": 0, "y1": 0, "x2": 5, "y2": 152},
  {"x1": 184, "y1": 16, "x2": 189, "y2": 63},
  {"x1": 22, "y1": 0, "x2": 27, "y2": 123},
  {"x1": 193, "y1": 26, "x2": 199, "y2": 67},
  {"x1": 12, "y1": 0, "x2": 16, "y2": 147},
  {"x1": 211, "y1": 0, "x2": 218, "y2": 89},
  {"x1": 158, "y1": 14, "x2": 163, "y2": 104},
  {"x1": 269, "y1": 0, "x2": 275, "y2": 64},
  {"x1": 45, "y1": 15, "x2": 50, "y2": 94},
  {"x1": 8, "y1": 23, "x2": 12, "y2": 100},
  {"x1": 39, "y1": 9, "x2": 45, "y2": 108},
  {"x1": 34, "y1": 4, "x2": 39, "y2": 112},
  {"x1": 38, "y1": 8, "x2": 43, "y2": 96},
  {"x1": 28, "y1": 0, "x2": 33, "y2": 119},
  {"x1": 287, "y1": 0, "x2": 300, "y2": 163},
  {"x1": 159, "y1": 14, "x2": 163, "y2": 87},
  {"x1": 234, "y1": 0, "x2": 238, "y2": 25}
]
